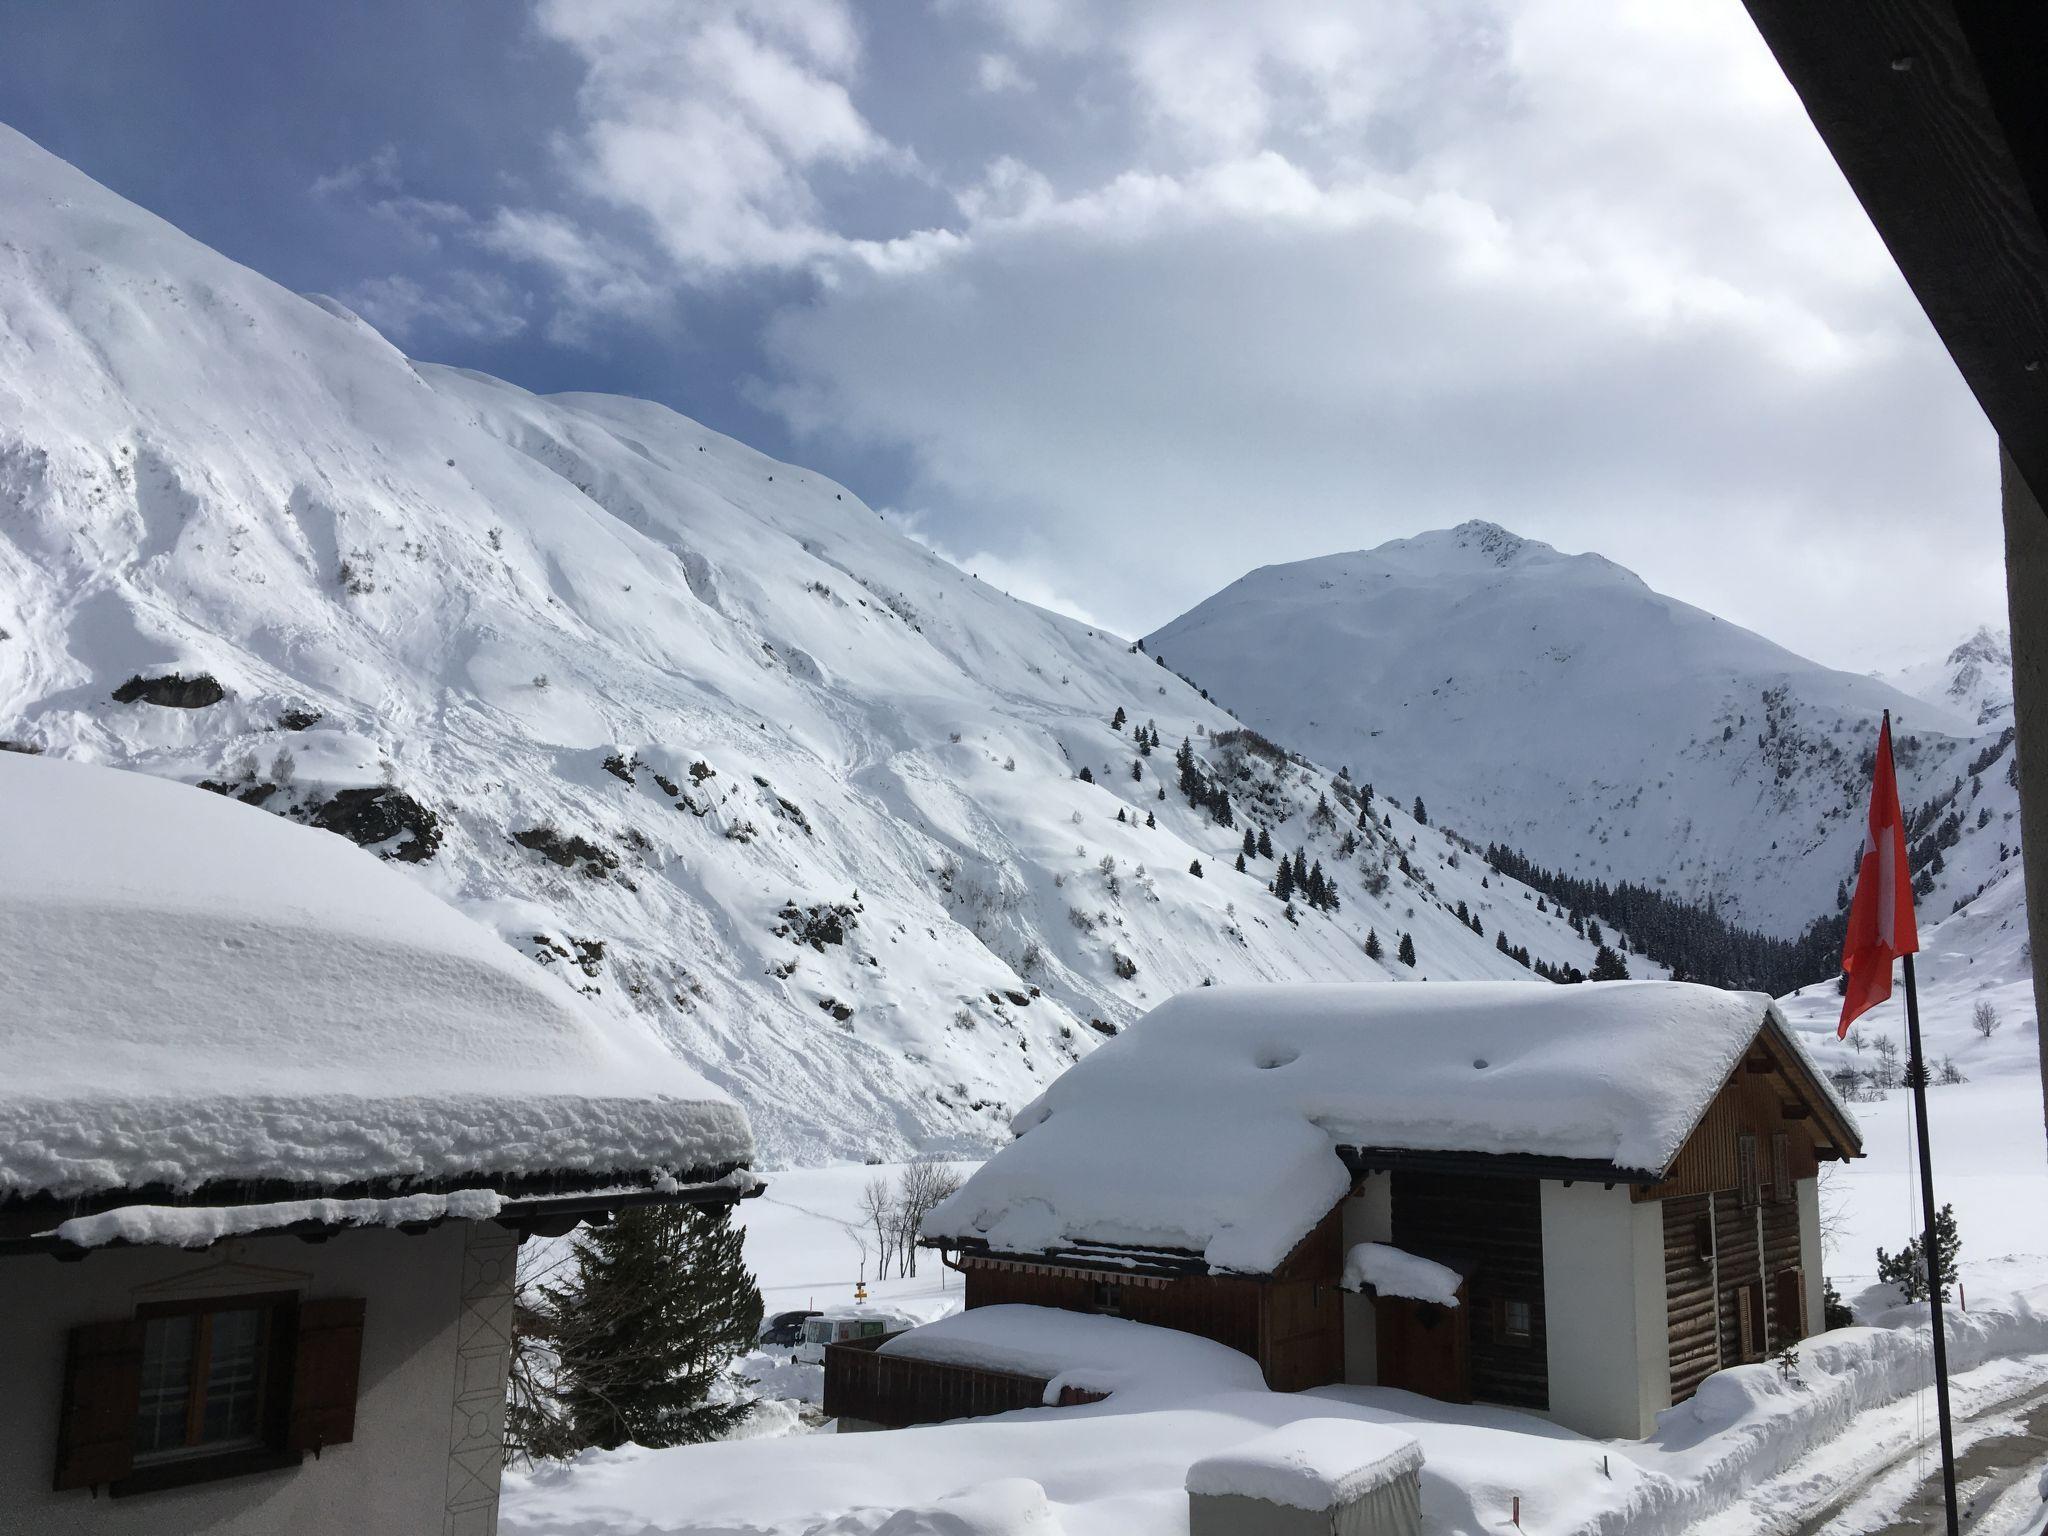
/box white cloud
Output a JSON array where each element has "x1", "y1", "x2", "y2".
[
  {"x1": 531, "y1": 0, "x2": 905, "y2": 275},
  {"x1": 341, "y1": 271, "x2": 531, "y2": 343},
  {"x1": 975, "y1": 53, "x2": 1031, "y2": 93}
]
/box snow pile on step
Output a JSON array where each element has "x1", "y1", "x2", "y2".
[
  {"x1": 927, "y1": 981, "x2": 1826, "y2": 1273},
  {"x1": 1185, "y1": 1419, "x2": 1423, "y2": 1511},
  {"x1": 878, "y1": 1305, "x2": 1265, "y2": 1404},
  {"x1": 0, "y1": 753, "x2": 752, "y2": 1199},
  {"x1": 1343, "y1": 1243, "x2": 1462, "y2": 1307}
]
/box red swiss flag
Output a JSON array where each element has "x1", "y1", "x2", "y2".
[{"x1": 1838, "y1": 711, "x2": 1920, "y2": 1037}]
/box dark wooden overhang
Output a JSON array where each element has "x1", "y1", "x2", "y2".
[
  {"x1": 0, "y1": 1161, "x2": 761, "y2": 1261},
  {"x1": 940, "y1": 1235, "x2": 1209, "y2": 1281},
  {"x1": 1740, "y1": 0, "x2": 2048, "y2": 504},
  {"x1": 1336, "y1": 1146, "x2": 1657, "y2": 1188}
]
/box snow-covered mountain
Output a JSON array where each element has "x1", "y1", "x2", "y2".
[
  {"x1": 1884, "y1": 625, "x2": 2013, "y2": 728},
  {"x1": 0, "y1": 127, "x2": 1634, "y2": 1167},
  {"x1": 1147, "y1": 523, "x2": 2019, "y2": 937}
]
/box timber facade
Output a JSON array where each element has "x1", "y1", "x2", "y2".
[{"x1": 858, "y1": 1004, "x2": 1860, "y2": 1441}]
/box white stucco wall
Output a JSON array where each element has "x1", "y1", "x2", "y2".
[
  {"x1": 1797, "y1": 1176, "x2": 1825, "y2": 1338},
  {"x1": 1539, "y1": 1182, "x2": 1670, "y2": 1440},
  {"x1": 0, "y1": 1220, "x2": 509, "y2": 1536},
  {"x1": 1340, "y1": 1174, "x2": 1392, "y2": 1385}
]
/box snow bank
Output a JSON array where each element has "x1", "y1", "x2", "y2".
[
  {"x1": 1602, "y1": 1286, "x2": 2048, "y2": 1536},
  {"x1": 803, "y1": 1479, "x2": 1063, "y2": 1535},
  {"x1": 53, "y1": 1189, "x2": 504, "y2": 1249},
  {"x1": 1343, "y1": 1243, "x2": 1462, "y2": 1307},
  {"x1": 877, "y1": 1305, "x2": 1265, "y2": 1403},
  {"x1": 0, "y1": 754, "x2": 753, "y2": 1198},
  {"x1": 1184, "y1": 1418, "x2": 1422, "y2": 1511},
  {"x1": 927, "y1": 981, "x2": 1835, "y2": 1273}
]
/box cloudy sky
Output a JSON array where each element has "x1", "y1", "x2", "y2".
[{"x1": 2, "y1": 0, "x2": 2004, "y2": 670}]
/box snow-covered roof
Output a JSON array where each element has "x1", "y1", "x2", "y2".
[
  {"x1": 1185, "y1": 1419, "x2": 1424, "y2": 1511},
  {"x1": 925, "y1": 981, "x2": 1852, "y2": 1275},
  {"x1": 0, "y1": 754, "x2": 754, "y2": 1202}
]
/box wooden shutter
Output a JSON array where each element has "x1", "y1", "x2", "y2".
[
  {"x1": 1737, "y1": 1134, "x2": 1760, "y2": 1209},
  {"x1": 1772, "y1": 1133, "x2": 1792, "y2": 1204},
  {"x1": 53, "y1": 1320, "x2": 143, "y2": 1491},
  {"x1": 1774, "y1": 1267, "x2": 1807, "y2": 1343},
  {"x1": 287, "y1": 1298, "x2": 366, "y2": 1453},
  {"x1": 1736, "y1": 1284, "x2": 1757, "y2": 1361}
]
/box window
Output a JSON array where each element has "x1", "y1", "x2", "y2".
[
  {"x1": 1500, "y1": 1299, "x2": 1532, "y2": 1341},
  {"x1": 1737, "y1": 1133, "x2": 1761, "y2": 1209},
  {"x1": 54, "y1": 1293, "x2": 365, "y2": 1497},
  {"x1": 1091, "y1": 1281, "x2": 1123, "y2": 1316},
  {"x1": 128, "y1": 1295, "x2": 293, "y2": 1479}
]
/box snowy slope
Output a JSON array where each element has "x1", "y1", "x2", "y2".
[
  {"x1": 1884, "y1": 624, "x2": 2014, "y2": 728},
  {"x1": 1147, "y1": 522, "x2": 2010, "y2": 936},
  {"x1": 0, "y1": 126, "x2": 1627, "y2": 1167}
]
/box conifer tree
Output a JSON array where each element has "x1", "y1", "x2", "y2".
[
  {"x1": 1189, "y1": 859, "x2": 1204, "y2": 878},
  {"x1": 1242, "y1": 827, "x2": 1258, "y2": 860},
  {"x1": 1274, "y1": 857, "x2": 1296, "y2": 903},
  {"x1": 1116, "y1": 807, "x2": 1127, "y2": 823},
  {"x1": 1145, "y1": 810, "x2": 1156, "y2": 828},
  {"x1": 1111, "y1": 706, "x2": 1126, "y2": 730},
  {"x1": 1364, "y1": 928, "x2": 1383, "y2": 960},
  {"x1": 1587, "y1": 919, "x2": 1602, "y2": 946},
  {"x1": 1496, "y1": 930, "x2": 1510, "y2": 954},
  {"x1": 532, "y1": 1205, "x2": 763, "y2": 1454},
  {"x1": 1397, "y1": 932, "x2": 1416, "y2": 967},
  {"x1": 1411, "y1": 796, "x2": 1428, "y2": 826},
  {"x1": 1078, "y1": 765, "x2": 1094, "y2": 784},
  {"x1": 1257, "y1": 827, "x2": 1274, "y2": 860},
  {"x1": 1590, "y1": 944, "x2": 1630, "y2": 981},
  {"x1": 1235, "y1": 852, "x2": 1247, "y2": 873},
  {"x1": 1132, "y1": 759, "x2": 1143, "y2": 782}
]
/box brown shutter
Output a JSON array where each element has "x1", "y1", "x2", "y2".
[
  {"x1": 1774, "y1": 1267, "x2": 1806, "y2": 1343},
  {"x1": 1772, "y1": 1133, "x2": 1792, "y2": 1203},
  {"x1": 53, "y1": 1320, "x2": 143, "y2": 1491},
  {"x1": 287, "y1": 1298, "x2": 366, "y2": 1453}
]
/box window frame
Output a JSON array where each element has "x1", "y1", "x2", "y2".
[
  {"x1": 115, "y1": 1291, "x2": 300, "y2": 1497},
  {"x1": 1499, "y1": 1298, "x2": 1534, "y2": 1343}
]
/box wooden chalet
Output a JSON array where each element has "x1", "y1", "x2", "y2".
[{"x1": 836, "y1": 982, "x2": 1862, "y2": 1439}]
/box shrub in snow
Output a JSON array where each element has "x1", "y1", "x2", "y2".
[
  {"x1": 1974, "y1": 1000, "x2": 2002, "y2": 1037},
  {"x1": 1876, "y1": 1202, "x2": 1960, "y2": 1303}
]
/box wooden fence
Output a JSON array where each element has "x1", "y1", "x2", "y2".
[{"x1": 822, "y1": 1332, "x2": 1105, "y2": 1428}]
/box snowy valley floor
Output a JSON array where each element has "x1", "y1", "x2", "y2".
[{"x1": 505, "y1": 955, "x2": 2048, "y2": 1536}]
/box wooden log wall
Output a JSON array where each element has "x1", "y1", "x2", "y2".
[
  {"x1": 1392, "y1": 1172, "x2": 1547, "y2": 1411},
  {"x1": 1663, "y1": 1193, "x2": 1719, "y2": 1403}
]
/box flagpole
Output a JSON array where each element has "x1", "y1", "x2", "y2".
[{"x1": 1903, "y1": 947, "x2": 1960, "y2": 1534}]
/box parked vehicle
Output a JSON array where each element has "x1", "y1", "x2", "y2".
[
  {"x1": 795, "y1": 1307, "x2": 920, "y2": 1364},
  {"x1": 758, "y1": 1309, "x2": 820, "y2": 1349}
]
